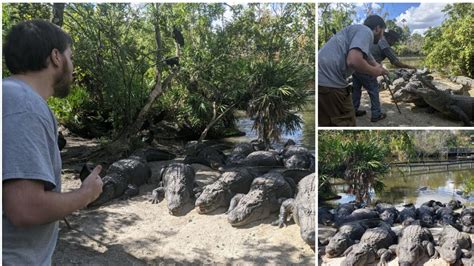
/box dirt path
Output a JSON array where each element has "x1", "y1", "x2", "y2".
[
  {"x1": 52, "y1": 136, "x2": 314, "y2": 265},
  {"x1": 355, "y1": 77, "x2": 473, "y2": 127}
]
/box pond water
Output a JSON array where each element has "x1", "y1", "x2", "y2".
[
  {"x1": 384, "y1": 56, "x2": 425, "y2": 70},
  {"x1": 331, "y1": 168, "x2": 474, "y2": 207},
  {"x1": 223, "y1": 95, "x2": 315, "y2": 152}
]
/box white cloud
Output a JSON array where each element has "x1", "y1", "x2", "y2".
[{"x1": 395, "y1": 3, "x2": 448, "y2": 35}]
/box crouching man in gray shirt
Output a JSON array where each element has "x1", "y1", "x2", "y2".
[
  {"x1": 2, "y1": 20, "x2": 103, "y2": 265},
  {"x1": 318, "y1": 15, "x2": 389, "y2": 126}
]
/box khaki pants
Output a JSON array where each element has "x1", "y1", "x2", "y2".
[{"x1": 318, "y1": 85, "x2": 356, "y2": 126}]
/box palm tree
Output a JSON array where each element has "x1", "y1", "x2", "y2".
[{"x1": 246, "y1": 58, "x2": 312, "y2": 148}]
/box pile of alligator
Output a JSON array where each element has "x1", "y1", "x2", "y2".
[
  {"x1": 319, "y1": 200, "x2": 474, "y2": 265},
  {"x1": 79, "y1": 139, "x2": 315, "y2": 248},
  {"x1": 387, "y1": 68, "x2": 474, "y2": 126}
]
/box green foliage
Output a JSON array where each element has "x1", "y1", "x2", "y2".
[
  {"x1": 3, "y1": 3, "x2": 314, "y2": 141},
  {"x1": 318, "y1": 131, "x2": 392, "y2": 203},
  {"x1": 318, "y1": 3, "x2": 355, "y2": 47},
  {"x1": 423, "y1": 3, "x2": 474, "y2": 77},
  {"x1": 247, "y1": 57, "x2": 311, "y2": 146}
]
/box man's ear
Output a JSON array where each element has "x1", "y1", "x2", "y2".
[{"x1": 49, "y1": 48, "x2": 62, "y2": 68}]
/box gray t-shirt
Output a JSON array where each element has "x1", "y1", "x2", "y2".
[
  {"x1": 2, "y1": 78, "x2": 62, "y2": 266},
  {"x1": 318, "y1": 24, "x2": 374, "y2": 88},
  {"x1": 370, "y1": 36, "x2": 390, "y2": 63}
]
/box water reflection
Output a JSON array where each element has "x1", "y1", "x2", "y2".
[
  {"x1": 333, "y1": 169, "x2": 474, "y2": 207},
  {"x1": 384, "y1": 57, "x2": 425, "y2": 70},
  {"x1": 228, "y1": 95, "x2": 315, "y2": 152}
]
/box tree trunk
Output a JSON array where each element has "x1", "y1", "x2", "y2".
[
  {"x1": 89, "y1": 3, "x2": 179, "y2": 159},
  {"x1": 52, "y1": 3, "x2": 65, "y2": 27},
  {"x1": 198, "y1": 102, "x2": 237, "y2": 143}
]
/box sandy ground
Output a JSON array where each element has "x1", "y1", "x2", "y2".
[
  {"x1": 355, "y1": 90, "x2": 464, "y2": 127},
  {"x1": 52, "y1": 136, "x2": 314, "y2": 265},
  {"x1": 355, "y1": 79, "x2": 474, "y2": 127}
]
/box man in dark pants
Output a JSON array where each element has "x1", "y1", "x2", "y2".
[
  {"x1": 3, "y1": 20, "x2": 103, "y2": 265},
  {"x1": 318, "y1": 15, "x2": 389, "y2": 126},
  {"x1": 352, "y1": 30, "x2": 417, "y2": 122}
]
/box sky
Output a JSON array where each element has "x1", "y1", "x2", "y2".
[{"x1": 354, "y1": 2, "x2": 449, "y2": 35}]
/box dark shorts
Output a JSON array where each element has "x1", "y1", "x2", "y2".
[{"x1": 318, "y1": 85, "x2": 356, "y2": 126}]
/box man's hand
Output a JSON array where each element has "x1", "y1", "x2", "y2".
[
  {"x1": 374, "y1": 64, "x2": 389, "y2": 77},
  {"x1": 80, "y1": 165, "x2": 103, "y2": 205}
]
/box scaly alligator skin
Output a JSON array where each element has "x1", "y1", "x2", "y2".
[
  {"x1": 150, "y1": 163, "x2": 198, "y2": 215},
  {"x1": 226, "y1": 143, "x2": 255, "y2": 165},
  {"x1": 273, "y1": 174, "x2": 315, "y2": 248},
  {"x1": 341, "y1": 223, "x2": 397, "y2": 266},
  {"x1": 397, "y1": 225, "x2": 436, "y2": 266},
  {"x1": 81, "y1": 158, "x2": 150, "y2": 207},
  {"x1": 226, "y1": 172, "x2": 295, "y2": 227},
  {"x1": 239, "y1": 151, "x2": 283, "y2": 167},
  {"x1": 413, "y1": 76, "x2": 473, "y2": 126},
  {"x1": 184, "y1": 144, "x2": 227, "y2": 169},
  {"x1": 325, "y1": 222, "x2": 366, "y2": 258},
  {"x1": 437, "y1": 225, "x2": 472, "y2": 265},
  {"x1": 335, "y1": 208, "x2": 379, "y2": 226},
  {"x1": 460, "y1": 207, "x2": 474, "y2": 233},
  {"x1": 194, "y1": 168, "x2": 256, "y2": 214}
]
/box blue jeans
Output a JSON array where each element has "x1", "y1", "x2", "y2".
[{"x1": 352, "y1": 73, "x2": 382, "y2": 118}]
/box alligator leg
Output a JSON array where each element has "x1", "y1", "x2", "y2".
[
  {"x1": 226, "y1": 193, "x2": 244, "y2": 214},
  {"x1": 447, "y1": 105, "x2": 473, "y2": 126},
  {"x1": 377, "y1": 248, "x2": 395, "y2": 266},
  {"x1": 120, "y1": 184, "x2": 139, "y2": 200},
  {"x1": 423, "y1": 240, "x2": 437, "y2": 258},
  {"x1": 193, "y1": 183, "x2": 202, "y2": 199},
  {"x1": 272, "y1": 198, "x2": 294, "y2": 228},
  {"x1": 150, "y1": 186, "x2": 165, "y2": 204}
]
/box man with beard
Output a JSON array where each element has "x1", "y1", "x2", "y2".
[
  {"x1": 2, "y1": 20, "x2": 103, "y2": 265},
  {"x1": 318, "y1": 15, "x2": 389, "y2": 126}
]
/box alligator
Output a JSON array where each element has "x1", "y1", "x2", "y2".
[
  {"x1": 417, "y1": 205, "x2": 436, "y2": 228},
  {"x1": 341, "y1": 223, "x2": 397, "y2": 266},
  {"x1": 194, "y1": 168, "x2": 256, "y2": 214},
  {"x1": 437, "y1": 225, "x2": 472, "y2": 265},
  {"x1": 334, "y1": 203, "x2": 356, "y2": 222},
  {"x1": 238, "y1": 151, "x2": 283, "y2": 167},
  {"x1": 226, "y1": 172, "x2": 295, "y2": 227},
  {"x1": 79, "y1": 149, "x2": 176, "y2": 207},
  {"x1": 318, "y1": 207, "x2": 334, "y2": 226},
  {"x1": 435, "y1": 206, "x2": 460, "y2": 228},
  {"x1": 398, "y1": 204, "x2": 417, "y2": 225},
  {"x1": 273, "y1": 174, "x2": 315, "y2": 248},
  {"x1": 335, "y1": 208, "x2": 379, "y2": 226},
  {"x1": 226, "y1": 143, "x2": 255, "y2": 165},
  {"x1": 150, "y1": 163, "x2": 198, "y2": 215},
  {"x1": 447, "y1": 199, "x2": 463, "y2": 210},
  {"x1": 396, "y1": 225, "x2": 437, "y2": 265},
  {"x1": 184, "y1": 144, "x2": 227, "y2": 169},
  {"x1": 407, "y1": 76, "x2": 474, "y2": 126},
  {"x1": 375, "y1": 203, "x2": 398, "y2": 226},
  {"x1": 325, "y1": 219, "x2": 386, "y2": 258},
  {"x1": 325, "y1": 222, "x2": 366, "y2": 258},
  {"x1": 460, "y1": 207, "x2": 474, "y2": 233}
]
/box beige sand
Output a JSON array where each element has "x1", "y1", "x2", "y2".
[{"x1": 52, "y1": 136, "x2": 314, "y2": 265}]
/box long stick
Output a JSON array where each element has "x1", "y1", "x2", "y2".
[{"x1": 383, "y1": 75, "x2": 401, "y2": 114}]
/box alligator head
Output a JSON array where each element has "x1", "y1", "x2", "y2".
[
  {"x1": 165, "y1": 178, "x2": 192, "y2": 215},
  {"x1": 398, "y1": 242, "x2": 426, "y2": 265},
  {"x1": 195, "y1": 180, "x2": 232, "y2": 214},
  {"x1": 439, "y1": 239, "x2": 462, "y2": 264},
  {"x1": 341, "y1": 243, "x2": 377, "y2": 266},
  {"x1": 297, "y1": 205, "x2": 315, "y2": 248},
  {"x1": 227, "y1": 189, "x2": 270, "y2": 226},
  {"x1": 325, "y1": 233, "x2": 354, "y2": 257}
]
